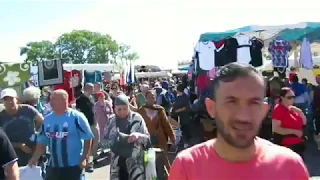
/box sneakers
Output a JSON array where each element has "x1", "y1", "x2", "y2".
[{"x1": 86, "y1": 164, "x2": 94, "y2": 173}]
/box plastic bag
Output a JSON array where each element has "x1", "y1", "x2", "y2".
[
  {"x1": 20, "y1": 166, "x2": 43, "y2": 180},
  {"x1": 145, "y1": 148, "x2": 157, "y2": 180}
]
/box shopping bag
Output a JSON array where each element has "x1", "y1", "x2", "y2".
[
  {"x1": 19, "y1": 166, "x2": 43, "y2": 180},
  {"x1": 145, "y1": 148, "x2": 157, "y2": 180}
]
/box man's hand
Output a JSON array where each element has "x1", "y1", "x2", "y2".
[
  {"x1": 79, "y1": 158, "x2": 87, "y2": 169},
  {"x1": 21, "y1": 144, "x2": 32, "y2": 154},
  {"x1": 289, "y1": 106, "x2": 302, "y2": 113},
  {"x1": 294, "y1": 130, "x2": 303, "y2": 138}
]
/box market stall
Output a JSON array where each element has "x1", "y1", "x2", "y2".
[
  {"x1": 193, "y1": 22, "x2": 320, "y2": 137},
  {"x1": 193, "y1": 22, "x2": 320, "y2": 84},
  {"x1": 135, "y1": 71, "x2": 172, "y2": 79}
]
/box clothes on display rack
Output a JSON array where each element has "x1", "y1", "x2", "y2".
[
  {"x1": 84, "y1": 70, "x2": 102, "y2": 83},
  {"x1": 54, "y1": 70, "x2": 81, "y2": 104},
  {"x1": 193, "y1": 52, "x2": 210, "y2": 75},
  {"x1": 235, "y1": 35, "x2": 252, "y2": 64},
  {"x1": 38, "y1": 59, "x2": 63, "y2": 86},
  {"x1": 195, "y1": 36, "x2": 264, "y2": 69},
  {"x1": 0, "y1": 63, "x2": 31, "y2": 87},
  {"x1": 195, "y1": 41, "x2": 216, "y2": 70},
  {"x1": 197, "y1": 75, "x2": 210, "y2": 95},
  {"x1": 268, "y1": 37, "x2": 292, "y2": 68},
  {"x1": 299, "y1": 37, "x2": 313, "y2": 70},
  {"x1": 250, "y1": 38, "x2": 264, "y2": 67}
]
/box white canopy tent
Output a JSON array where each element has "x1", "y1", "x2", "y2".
[
  {"x1": 111, "y1": 71, "x2": 172, "y2": 80},
  {"x1": 63, "y1": 64, "x2": 114, "y2": 72},
  {"x1": 136, "y1": 71, "x2": 172, "y2": 78},
  {"x1": 171, "y1": 70, "x2": 187, "y2": 75}
]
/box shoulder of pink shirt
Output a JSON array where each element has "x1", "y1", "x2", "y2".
[{"x1": 169, "y1": 138, "x2": 309, "y2": 180}]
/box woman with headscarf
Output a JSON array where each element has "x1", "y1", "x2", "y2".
[
  {"x1": 138, "y1": 90, "x2": 176, "y2": 172},
  {"x1": 101, "y1": 95, "x2": 150, "y2": 180}
]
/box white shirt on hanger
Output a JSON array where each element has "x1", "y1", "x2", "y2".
[
  {"x1": 235, "y1": 35, "x2": 252, "y2": 64},
  {"x1": 195, "y1": 41, "x2": 216, "y2": 70}
]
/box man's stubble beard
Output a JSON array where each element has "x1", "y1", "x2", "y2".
[{"x1": 215, "y1": 112, "x2": 259, "y2": 149}]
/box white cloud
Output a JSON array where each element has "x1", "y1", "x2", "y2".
[{"x1": 1, "y1": 0, "x2": 319, "y2": 68}]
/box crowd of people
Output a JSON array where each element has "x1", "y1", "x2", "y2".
[{"x1": 0, "y1": 62, "x2": 318, "y2": 179}]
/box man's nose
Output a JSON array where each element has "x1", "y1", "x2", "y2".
[{"x1": 235, "y1": 105, "x2": 252, "y2": 122}]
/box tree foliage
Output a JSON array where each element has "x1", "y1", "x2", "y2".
[{"x1": 20, "y1": 30, "x2": 139, "y2": 66}]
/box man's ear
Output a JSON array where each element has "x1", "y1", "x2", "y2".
[{"x1": 205, "y1": 98, "x2": 215, "y2": 118}]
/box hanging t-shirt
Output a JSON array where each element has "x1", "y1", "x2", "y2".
[
  {"x1": 236, "y1": 35, "x2": 252, "y2": 64},
  {"x1": 84, "y1": 71, "x2": 102, "y2": 83},
  {"x1": 224, "y1": 37, "x2": 238, "y2": 65},
  {"x1": 214, "y1": 40, "x2": 227, "y2": 67},
  {"x1": 195, "y1": 41, "x2": 216, "y2": 70},
  {"x1": 197, "y1": 75, "x2": 210, "y2": 95},
  {"x1": 54, "y1": 70, "x2": 81, "y2": 104},
  {"x1": 250, "y1": 38, "x2": 264, "y2": 67},
  {"x1": 193, "y1": 52, "x2": 208, "y2": 75},
  {"x1": 299, "y1": 38, "x2": 313, "y2": 70},
  {"x1": 268, "y1": 38, "x2": 292, "y2": 68}
]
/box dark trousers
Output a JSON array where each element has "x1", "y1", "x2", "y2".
[
  {"x1": 119, "y1": 157, "x2": 129, "y2": 180},
  {"x1": 46, "y1": 166, "x2": 83, "y2": 180},
  {"x1": 289, "y1": 143, "x2": 305, "y2": 159}
]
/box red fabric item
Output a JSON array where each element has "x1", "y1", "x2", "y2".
[
  {"x1": 214, "y1": 40, "x2": 225, "y2": 49},
  {"x1": 54, "y1": 70, "x2": 81, "y2": 104},
  {"x1": 96, "y1": 92, "x2": 105, "y2": 99},
  {"x1": 271, "y1": 103, "x2": 304, "y2": 146},
  {"x1": 289, "y1": 73, "x2": 296, "y2": 83},
  {"x1": 197, "y1": 75, "x2": 210, "y2": 94},
  {"x1": 119, "y1": 72, "x2": 125, "y2": 86}
]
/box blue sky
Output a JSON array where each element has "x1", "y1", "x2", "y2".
[
  {"x1": 1, "y1": 0, "x2": 319, "y2": 68},
  {"x1": 0, "y1": 1, "x2": 95, "y2": 34}
]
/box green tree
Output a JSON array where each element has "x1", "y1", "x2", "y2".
[
  {"x1": 55, "y1": 30, "x2": 120, "y2": 64},
  {"x1": 20, "y1": 30, "x2": 139, "y2": 66},
  {"x1": 112, "y1": 44, "x2": 139, "y2": 72},
  {"x1": 20, "y1": 40, "x2": 57, "y2": 65}
]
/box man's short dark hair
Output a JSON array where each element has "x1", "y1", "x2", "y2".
[
  {"x1": 176, "y1": 83, "x2": 185, "y2": 93},
  {"x1": 210, "y1": 63, "x2": 260, "y2": 100}
]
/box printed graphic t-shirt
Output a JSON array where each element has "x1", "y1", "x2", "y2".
[
  {"x1": 37, "y1": 109, "x2": 94, "y2": 167},
  {"x1": 195, "y1": 41, "x2": 216, "y2": 70},
  {"x1": 169, "y1": 138, "x2": 309, "y2": 180}
]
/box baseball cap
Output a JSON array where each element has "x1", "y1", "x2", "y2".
[
  {"x1": 1, "y1": 88, "x2": 18, "y2": 99},
  {"x1": 96, "y1": 91, "x2": 105, "y2": 99}
]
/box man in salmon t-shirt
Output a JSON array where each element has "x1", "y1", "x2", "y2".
[{"x1": 169, "y1": 63, "x2": 309, "y2": 180}]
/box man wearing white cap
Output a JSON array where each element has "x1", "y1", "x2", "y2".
[{"x1": 0, "y1": 88, "x2": 44, "y2": 166}]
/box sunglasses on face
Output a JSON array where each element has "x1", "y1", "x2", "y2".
[{"x1": 285, "y1": 96, "x2": 295, "y2": 99}]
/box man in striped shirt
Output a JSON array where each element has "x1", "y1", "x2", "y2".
[{"x1": 29, "y1": 89, "x2": 94, "y2": 180}]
